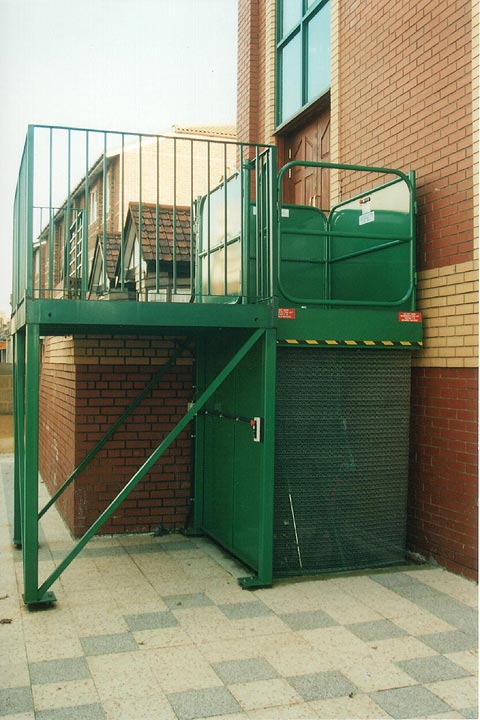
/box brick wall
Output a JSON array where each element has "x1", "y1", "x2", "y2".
[
  {"x1": 237, "y1": 0, "x2": 478, "y2": 578},
  {"x1": 39, "y1": 339, "x2": 77, "y2": 529},
  {"x1": 237, "y1": 0, "x2": 276, "y2": 146},
  {"x1": 409, "y1": 368, "x2": 478, "y2": 579},
  {"x1": 334, "y1": 0, "x2": 477, "y2": 579},
  {"x1": 39, "y1": 335, "x2": 194, "y2": 537}
]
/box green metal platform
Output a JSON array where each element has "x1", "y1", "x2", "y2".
[{"x1": 11, "y1": 124, "x2": 422, "y2": 605}]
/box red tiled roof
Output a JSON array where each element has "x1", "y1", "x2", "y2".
[
  {"x1": 97, "y1": 233, "x2": 121, "y2": 279},
  {"x1": 128, "y1": 203, "x2": 191, "y2": 263}
]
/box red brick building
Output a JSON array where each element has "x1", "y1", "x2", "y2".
[{"x1": 236, "y1": 0, "x2": 478, "y2": 578}]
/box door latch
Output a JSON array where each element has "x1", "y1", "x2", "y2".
[{"x1": 250, "y1": 417, "x2": 263, "y2": 443}]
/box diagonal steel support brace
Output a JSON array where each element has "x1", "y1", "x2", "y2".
[
  {"x1": 35, "y1": 329, "x2": 265, "y2": 603},
  {"x1": 38, "y1": 341, "x2": 193, "y2": 520}
]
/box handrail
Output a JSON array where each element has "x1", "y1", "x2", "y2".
[{"x1": 13, "y1": 125, "x2": 275, "y2": 310}]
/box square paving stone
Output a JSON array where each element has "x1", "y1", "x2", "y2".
[
  {"x1": 348, "y1": 619, "x2": 408, "y2": 642},
  {"x1": 416, "y1": 596, "x2": 478, "y2": 635},
  {"x1": 212, "y1": 657, "x2": 279, "y2": 684},
  {"x1": 168, "y1": 686, "x2": 241, "y2": 720},
  {"x1": 419, "y1": 631, "x2": 477, "y2": 654},
  {"x1": 162, "y1": 541, "x2": 199, "y2": 552},
  {"x1": 29, "y1": 657, "x2": 91, "y2": 685},
  {"x1": 164, "y1": 592, "x2": 214, "y2": 610},
  {"x1": 80, "y1": 632, "x2": 138, "y2": 656},
  {"x1": 460, "y1": 706, "x2": 479, "y2": 719},
  {"x1": 35, "y1": 703, "x2": 106, "y2": 720},
  {"x1": 123, "y1": 610, "x2": 178, "y2": 631},
  {"x1": 371, "y1": 685, "x2": 452, "y2": 718},
  {"x1": 218, "y1": 601, "x2": 272, "y2": 621},
  {"x1": 280, "y1": 609, "x2": 337, "y2": 631},
  {"x1": 371, "y1": 572, "x2": 443, "y2": 601},
  {"x1": 288, "y1": 671, "x2": 357, "y2": 701},
  {"x1": 397, "y1": 655, "x2": 469, "y2": 684},
  {"x1": 0, "y1": 686, "x2": 33, "y2": 716}
]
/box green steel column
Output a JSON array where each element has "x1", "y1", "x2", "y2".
[
  {"x1": 13, "y1": 331, "x2": 25, "y2": 548},
  {"x1": 23, "y1": 323, "x2": 55, "y2": 605},
  {"x1": 192, "y1": 336, "x2": 206, "y2": 533},
  {"x1": 239, "y1": 328, "x2": 276, "y2": 588}
]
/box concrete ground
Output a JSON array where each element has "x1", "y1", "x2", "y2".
[{"x1": 0, "y1": 454, "x2": 477, "y2": 720}]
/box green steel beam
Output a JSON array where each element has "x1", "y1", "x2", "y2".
[
  {"x1": 38, "y1": 342, "x2": 193, "y2": 520},
  {"x1": 34, "y1": 329, "x2": 265, "y2": 604},
  {"x1": 13, "y1": 331, "x2": 25, "y2": 548},
  {"x1": 23, "y1": 298, "x2": 274, "y2": 331},
  {"x1": 23, "y1": 324, "x2": 55, "y2": 605}
]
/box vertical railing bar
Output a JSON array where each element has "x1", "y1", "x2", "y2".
[
  {"x1": 189, "y1": 139, "x2": 194, "y2": 296},
  {"x1": 207, "y1": 142, "x2": 211, "y2": 296},
  {"x1": 120, "y1": 133, "x2": 125, "y2": 291},
  {"x1": 223, "y1": 143, "x2": 228, "y2": 295},
  {"x1": 258, "y1": 153, "x2": 264, "y2": 298},
  {"x1": 268, "y1": 145, "x2": 277, "y2": 299},
  {"x1": 255, "y1": 144, "x2": 260, "y2": 299},
  {"x1": 25, "y1": 127, "x2": 35, "y2": 300},
  {"x1": 48, "y1": 128, "x2": 54, "y2": 297},
  {"x1": 63, "y1": 129, "x2": 71, "y2": 296},
  {"x1": 82, "y1": 131, "x2": 89, "y2": 299},
  {"x1": 138, "y1": 134, "x2": 143, "y2": 298},
  {"x1": 12, "y1": 182, "x2": 18, "y2": 307},
  {"x1": 240, "y1": 144, "x2": 246, "y2": 302},
  {"x1": 155, "y1": 135, "x2": 160, "y2": 293},
  {"x1": 173, "y1": 137, "x2": 177, "y2": 295},
  {"x1": 102, "y1": 132, "x2": 107, "y2": 292}
]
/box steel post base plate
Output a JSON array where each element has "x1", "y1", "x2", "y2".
[
  {"x1": 238, "y1": 575, "x2": 272, "y2": 590},
  {"x1": 23, "y1": 591, "x2": 57, "y2": 608}
]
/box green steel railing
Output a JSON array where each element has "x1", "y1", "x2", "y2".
[{"x1": 12, "y1": 124, "x2": 275, "y2": 311}]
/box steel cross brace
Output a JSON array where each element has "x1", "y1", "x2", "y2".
[{"x1": 24, "y1": 328, "x2": 265, "y2": 606}]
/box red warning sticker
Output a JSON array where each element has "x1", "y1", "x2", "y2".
[
  {"x1": 398, "y1": 311, "x2": 422, "y2": 323},
  {"x1": 278, "y1": 308, "x2": 296, "y2": 320}
]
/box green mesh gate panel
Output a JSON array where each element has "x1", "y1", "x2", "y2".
[{"x1": 274, "y1": 348, "x2": 411, "y2": 576}]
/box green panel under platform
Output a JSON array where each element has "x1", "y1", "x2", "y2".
[{"x1": 276, "y1": 306, "x2": 423, "y2": 347}]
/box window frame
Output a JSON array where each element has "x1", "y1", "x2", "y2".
[{"x1": 276, "y1": 0, "x2": 331, "y2": 128}]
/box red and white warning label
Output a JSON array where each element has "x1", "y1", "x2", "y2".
[
  {"x1": 278, "y1": 308, "x2": 296, "y2": 320},
  {"x1": 398, "y1": 311, "x2": 422, "y2": 322}
]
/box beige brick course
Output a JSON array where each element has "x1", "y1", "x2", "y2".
[{"x1": 414, "y1": 259, "x2": 479, "y2": 368}]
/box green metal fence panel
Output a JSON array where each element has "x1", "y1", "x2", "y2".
[{"x1": 277, "y1": 161, "x2": 416, "y2": 309}]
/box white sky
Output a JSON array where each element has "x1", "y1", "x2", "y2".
[{"x1": 0, "y1": 0, "x2": 238, "y2": 316}]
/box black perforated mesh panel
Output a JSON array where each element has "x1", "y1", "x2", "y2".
[{"x1": 274, "y1": 349, "x2": 411, "y2": 576}]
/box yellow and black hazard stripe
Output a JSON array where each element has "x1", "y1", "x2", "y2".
[{"x1": 276, "y1": 339, "x2": 423, "y2": 347}]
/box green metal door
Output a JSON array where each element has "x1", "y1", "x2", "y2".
[{"x1": 196, "y1": 329, "x2": 275, "y2": 577}]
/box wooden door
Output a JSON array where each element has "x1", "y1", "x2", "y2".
[{"x1": 283, "y1": 109, "x2": 331, "y2": 212}]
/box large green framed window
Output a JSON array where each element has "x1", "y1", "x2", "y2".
[{"x1": 276, "y1": 0, "x2": 331, "y2": 126}]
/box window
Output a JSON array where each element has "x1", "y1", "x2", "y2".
[
  {"x1": 89, "y1": 189, "x2": 97, "y2": 223},
  {"x1": 277, "y1": 0, "x2": 331, "y2": 126}
]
